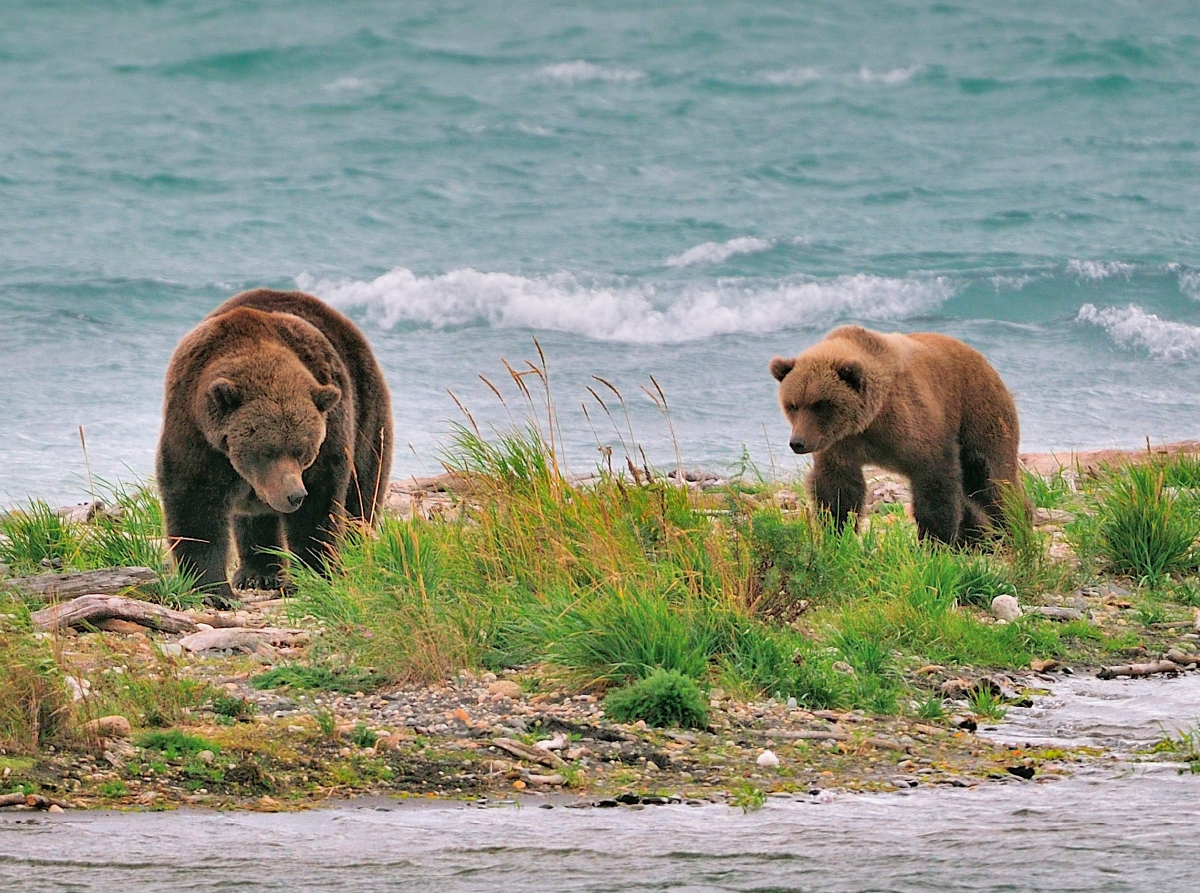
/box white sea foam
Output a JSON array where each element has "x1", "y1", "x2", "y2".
[
  {"x1": 762, "y1": 67, "x2": 822, "y2": 86},
  {"x1": 1178, "y1": 270, "x2": 1200, "y2": 301},
  {"x1": 1067, "y1": 259, "x2": 1134, "y2": 281},
  {"x1": 322, "y1": 77, "x2": 372, "y2": 92},
  {"x1": 1077, "y1": 304, "x2": 1200, "y2": 361},
  {"x1": 540, "y1": 61, "x2": 643, "y2": 83},
  {"x1": 296, "y1": 268, "x2": 953, "y2": 344},
  {"x1": 858, "y1": 66, "x2": 920, "y2": 85},
  {"x1": 664, "y1": 237, "x2": 773, "y2": 268}
]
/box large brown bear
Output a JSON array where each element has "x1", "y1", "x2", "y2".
[
  {"x1": 769, "y1": 325, "x2": 1022, "y2": 545},
  {"x1": 157, "y1": 289, "x2": 393, "y2": 606}
]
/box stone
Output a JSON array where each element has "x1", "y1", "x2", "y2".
[
  {"x1": 832, "y1": 661, "x2": 856, "y2": 676},
  {"x1": 159, "y1": 643, "x2": 184, "y2": 658},
  {"x1": 48, "y1": 804, "x2": 64, "y2": 814},
  {"x1": 197, "y1": 750, "x2": 215, "y2": 765},
  {"x1": 95, "y1": 618, "x2": 147, "y2": 634},
  {"x1": 786, "y1": 696, "x2": 798, "y2": 709},
  {"x1": 84, "y1": 715, "x2": 131, "y2": 739},
  {"x1": 1028, "y1": 606, "x2": 1084, "y2": 622},
  {"x1": 487, "y1": 680, "x2": 522, "y2": 700},
  {"x1": 991, "y1": 595, "x2": 1022, "y2": 621},
  {"x1": 756, "y1": 749, "x2": 780, "y2": 768}
]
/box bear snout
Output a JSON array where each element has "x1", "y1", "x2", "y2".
[
  {"x1": 285, "y1": 487, "x2": 307, "y2": 511},
  {"x1": 789, "y1": 437, "x2": 810, "y2": 455}
]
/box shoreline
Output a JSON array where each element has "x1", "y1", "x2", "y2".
[{"x1": 3, "y1": 441, "x2": 1200, "y2": 814}]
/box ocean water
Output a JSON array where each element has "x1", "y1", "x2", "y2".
[{"x1": 3, "y1": 1, "x2": 1200, "y2": 503}]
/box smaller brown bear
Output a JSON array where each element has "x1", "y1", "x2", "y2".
[
  {"x1": 769, "y1": 325, "x2": 1022, "y2": 544},
  {"x1": 157, "y1": 289, "x2": 393, "y2": 606}
]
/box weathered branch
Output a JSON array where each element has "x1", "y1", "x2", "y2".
[
  {"x1": 491, "y1": 737, "x2": 567, "y2": 769},
  {"x1": 31, "y1": 595, "x2": 197, "y2": 634},
  {"x1": 1096, "y1": 659, "x2": 1181, "y2": 680},
  {"x1": 2, "y1": 567, "x2": 158, "y2": 602}
]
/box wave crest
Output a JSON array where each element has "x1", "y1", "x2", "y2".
[
  {"x1": 1077, "y1": 303, "x2": 1200, "y2": 360},
  {"x1": 296, "y1": 268, "x2": 953, "y2": 343},
  {"x1": 540, "y1": 61, "x2": 643, "y2": 83},
  {"x1": 664, "y1": 237, "x2": 773, "y2": 268}
]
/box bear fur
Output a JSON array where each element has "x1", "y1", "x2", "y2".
[
  {"x1": 769, "y1": 325, "x2": 1023, "y2": 544},
  {"x1": 157, "y1": 289, "x2": 393, "y2": 605}
]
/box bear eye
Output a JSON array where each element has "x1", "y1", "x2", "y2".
[{"x1": 811, "y1": 400, "x2": 831, "y2": 414}]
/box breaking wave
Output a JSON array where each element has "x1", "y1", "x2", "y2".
[
  {"x1": 664, "y1": 237, "x2": 773, "y2": 268},
  {"x1": 1067, "y1": 259, "x2": 1135, "y2": 281},
  {"x1": 1076, "y1": 303, "x2": 1200, "y2": 361},
  {"x1": 297, "y1": 268, "x2": 954, "y2": 343}
]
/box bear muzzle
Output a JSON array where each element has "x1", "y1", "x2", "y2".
[
  {"x1": 789, "y1": 436, "x2": 811, "y2": 455},
  {"x1": 252, "y1": 461, "x2": 309, "y2": 514}
]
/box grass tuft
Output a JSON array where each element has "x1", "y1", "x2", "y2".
[{"x1": 603, "y1": 668, "x2": 709, "y2": 729}]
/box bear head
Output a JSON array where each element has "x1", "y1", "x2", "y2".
[
  {"x1": 768, "y1": 328, "x2": 895, "y2": 455},
  {"x1": 196, "y1": 343, "x2": 341, "y2": 514}
]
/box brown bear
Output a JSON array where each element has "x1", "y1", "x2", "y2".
[
  {"x1": 769, "y1": 325, "x2": 1022, "y2": 545},
  {"x1": 157, "y1": 289, "x2": 393, "y2": 606}
]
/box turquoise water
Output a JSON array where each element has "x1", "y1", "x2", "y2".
[{"x1": 4, "y1": 1, "x2": 1200, "y2": 502}]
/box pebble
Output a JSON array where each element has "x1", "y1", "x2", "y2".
[
  {"x1": 83, "y1": 715, "x2": 131, "y2": 739},
  {"x1": 756, "y1": 750, "x2": 780, "y2": 769},
  {"x1": 487, "y1": 680, "x2": 522, "y2": 700},
  {"x1": 991, "y1": 595, "x2": 1022, "y2": 622}
]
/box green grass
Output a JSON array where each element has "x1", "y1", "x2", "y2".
[
  {"x1": 603, "y1": 668, "x2": 709, "y2": 729},
  {"x1": 136, "y1": 729, "x2": 219, "y2": 759},
  {"x1": 0, "y1": 605, "x2": 72, "y2": 753},
  {"x1": 251, "y1": 665, "x2": 381, "y2": 694},
  {"x1": 1080, "y1": 462, "x2": 1200, "y2": 579},
  {"x1": 0, "y1": 482, "x2": 201, "y2": 607},
  {"x1": 287, "y1": 418, "x2": 1075, "y2": 713}
]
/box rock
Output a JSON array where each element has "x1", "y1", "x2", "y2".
[
  {"x1": 487, "y1": 680, "x2": 522, "y2": 700},
  {"x1": 756, "y1": 749, "x2": 780, "y2": 769},
  {"x1": 1028, "y1": 606, "x2": 1085, "y2": 622},
  {"x1": 96, "y1": 618, "x2": 148, "y2": 634},
  {"x1": 197, "y1": 750, "x2": 215, "y2": 765},
  {"x1": 177, "y1": 627, "x2": 300, "y2": 653},
  {"x1": 48, "y1": 804, "x2": 64, "y2": 814},
  {"x1": 65, "y1": 676, "x2": 91, "y2": 701},
  {"x1": 159, "y1": 643, "x2": 184, "y2": 658},
  {"x1": 832, "y1": 661, "x2": 856, "y2": 676},
  {"x1": 633, "y1": 719, "x2": 648, "y2": 731},
  {"x1": 991, "y1": 595, "x2": 1022, "y2": 622},
  {"x1": 84, "y1": 715, "x2": 132, "y2": 739},
  {"x1": 786, "y1": 696, "x2": 798, "y2": 709},
  {"x1": 940, "y1": 678, "x2": 973, "y2": 697},
  {"x1": 1033, "y1": 508, "x2": 1073, "y2": 526}
]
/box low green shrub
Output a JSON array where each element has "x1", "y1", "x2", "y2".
[{"x1": 603, "y1": 668, "x2": 709, "y2": 729}]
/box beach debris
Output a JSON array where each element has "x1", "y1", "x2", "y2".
[
  {"x1": 2, "y1": 566, "x2": 158, "y2": 602},
  {"x1": 1096, "y1": 659, "x2": 1182, "y2": 680},
  {"x1": 31, "y1": 594, "x2": 198, "y2": 634},
  {"x1": 177, "y1": 627, "x2": 304, "y2": 653},
  {"x1": 491, "y1": 737, "x2": 567, "y2": 769}
]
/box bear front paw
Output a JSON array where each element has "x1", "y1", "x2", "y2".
[{"x1": 232, "y1": 566, "x2": 287, "y2": 592}]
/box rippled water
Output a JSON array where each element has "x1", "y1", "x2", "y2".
[
  {"x1": 3, "y1": 1, "x2": 1200, "y2": 502},
  {"x1": 4, "y1": 673, "x2": 1200, "y2": 892}
]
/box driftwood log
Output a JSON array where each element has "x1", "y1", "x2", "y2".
[
  {"x1": 1096, "y1": 659, "x2": 1182, "y2": 680},
  {"x1": 0, "y1": 792, "x2": 73, "y2": 810},
  {"x1": 1, "y1": 566, "x2": 158, "y2": 602},
  {"x1": 491, "y1": 737, "x2": 568, "y2": 769},
  {"x1": 31, "y1": 595, "x2": 197, "y2": 634}
]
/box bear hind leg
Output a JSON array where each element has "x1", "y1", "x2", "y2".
[
  {"x1": 232, "y1": 514, "x2": 287, "y2": 591},
  {"x1": 909, "y1": 463, "x2": 966, "y2": 545}
]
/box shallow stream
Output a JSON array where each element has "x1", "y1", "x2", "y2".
[{"x1": 4, "y1": 674, "x2": 1199, "y2": 892}]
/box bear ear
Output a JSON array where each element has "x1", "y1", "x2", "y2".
[
  {"x1": 836, "y1": 362, "x2": 865, "y2": 393},
  {"x1": 207, "y1": 378, "x2": 242, "y2": 416},
  {"x1": 312, "y1": 384, "x2": 341, "y2": 414},
  {"x1": 769, "y1": 356, "x2": 795, "y2": 382}
]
